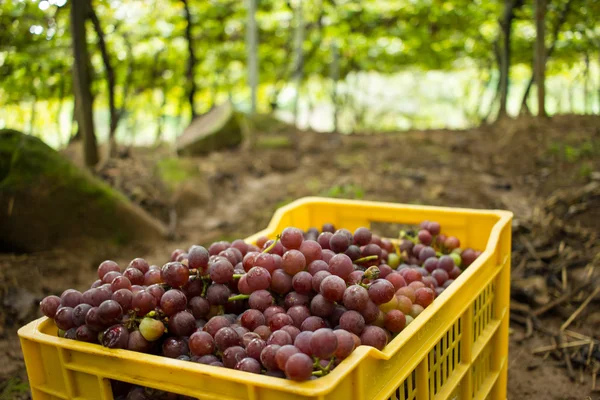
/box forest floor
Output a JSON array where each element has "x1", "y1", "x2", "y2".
[{"x1": 1, "y1": 114, "x2": 599, "y2": 399}]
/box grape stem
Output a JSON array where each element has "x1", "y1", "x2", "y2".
[
  {"x1": 228, "y1": 294, "x2": 250, "y2": 301},
  {"x1": 312, "y1": 370, "x2": 324, "y2": 377},
  {"x1": 201, "y1": 280, "x2": 210, "y2": 297},
  {"x1": 354, "y1": 255, "x2": 378, "y2": 264},
  {"x1": 232, "y1": 274, "x2": 244, "y2": 279},
  {"x1": 399, "y1": 230, "x2": 417, "y2": 244},
  {"x1": 261, "y1": 235, "x2": 281, "y2": 254}
]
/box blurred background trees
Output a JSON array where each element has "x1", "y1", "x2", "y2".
[{"x1": 0, "y1": 0, "x2": 598, "y2": 164}]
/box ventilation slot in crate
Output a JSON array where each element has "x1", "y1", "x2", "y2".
[
  {"x1": 473, "y1": 281, "x2": 495, "y2": 344},
  {"x1": 389, "y1": 370, "x2": 417, "y2": 400},
  {"x1": 428, "y1": 317, "x2": 462, "y2": 399}
]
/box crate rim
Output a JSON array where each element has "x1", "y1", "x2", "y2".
[{"x1": 19, "y1": 197, "x2": 513, "y2": 398}]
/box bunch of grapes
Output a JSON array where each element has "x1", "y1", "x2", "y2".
[{"x1": 39, "y1": 221, "x2": 480, "y2": 388}]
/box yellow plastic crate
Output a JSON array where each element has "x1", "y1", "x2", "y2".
[{"x1": 19, "y1": 197, "x2": 512, "y2": 400}]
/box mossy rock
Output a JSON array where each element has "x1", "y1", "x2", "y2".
[
  {"x1": 155, "y1": 157, "x2": 211, "y2": 215},
  {"x1": 176, "y1": 101, "x2": 243, "y2": 156},
  {"x1": 0, "y1": 129, "x2": 168, "y2": 252}
]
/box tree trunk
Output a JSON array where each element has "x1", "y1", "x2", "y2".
[
  {"x1": 56, "y1": 77, "x2": 66, "y2": 147},
  {"x1": 535, "y1": 0, "x2": 547, "y2": 117},
  {"x1": 583, "y1": 52, "x2": 590, "y2": 114},
  {"x1": 29, "y1": 96, "x2": 36, "y2": 136},
  {"x1": 181, "y1": 0, "x2": 198, "y2": 119},
  {"x1": 330, "y1": 41, "x2": 340, "y2": 132},
  {"x1": 246, "y1": 0, "x2": 258, "y2": 114},
  {"x1": 154, "y1": 88, "x2": 168, "y2": 145},
  {"x1": 88, "y1": 3, "x2": 117, "y2": 155},
  {"x1": 498, "y1": 0, "x2": 525, "y2": 119},
  {"x1": 70, "y1": 0, "x2": 99, "y2": 167},
  {"x1": 519, "y1": 0, "x2": 573, "y2": 114},
  {"x1": 292, "y1": 0, "x2": 304, "y2": 123}
]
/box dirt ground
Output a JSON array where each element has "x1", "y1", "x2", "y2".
[{"x1": 1, "y1": 114, "x2": 599, "y2": 399}]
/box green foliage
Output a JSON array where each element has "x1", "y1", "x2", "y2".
[
  {"x1": 0, "y1": 0, "x2": 598, "y2": 140},
  {"x1": 155, "y1": 157, "x2": 199, "y2": 188},
  {"x1": 321, "y1": 183, "x2": 365, "y2": 199}
]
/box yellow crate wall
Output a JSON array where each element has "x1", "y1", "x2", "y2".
[{"x1": 20, "y1": 197, "x2": 512, "y2": 400}]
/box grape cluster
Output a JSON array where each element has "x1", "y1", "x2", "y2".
[{"x1": 40, "y1": 221, "x2": 480, "y2": 388}]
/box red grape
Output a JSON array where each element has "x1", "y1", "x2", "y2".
[
  {"x1": 260, "y1": 344, "x2": 281, "y2": 370},
  {"x1": 206, "y1": 284, "x2": 231, "y2": 305},
  {"x1": 143, "y1": 269, "x2": 162, "y2": 285},
  {"x1": 343, "y1": 285, "x2": 369, "y2": 311},
  {"x1": 312, "y1": 270, "x2": 331, "y2": 292},
  {"x1": 215, "y1": 327, "x2": 242, "y2": 351},
  {"x1": 263, "y1": 306, "x2": 286, "y2": 322},
  {"x1": 284, "y1": 292, "x2": 310, "y2": 308},
  {"x1": 320, "y1": 275, "x2": 346, "y2": 302},
  {"x1": 300, "y1": 316, "x2": 326, "y2": 332},
  {"x1": 329, "y1": 233, "x2": 350, "y2": 253},
  {"x1": 98, "y1": 260, "x2": 120, "y2": 280},
  {"x1": 385, "y1": 273, "x2": 407, "y2": 290},
  {"x1": 333, "y1": 329, "x2": 355, "y2": 359},
  {"x1": 360, "y1": 325, "x2": 388, "y2": 350},
  {"x1": 246, "y1": 267, "x2": 271, "y2": 291},
  {"x1": 246, "y1": 338, "x2": 266, "y2": 360},
  {"x1": 268, "y1": 313, "x2": 293, "y2": 331},
  {"x1": 209, "y1": 259, "x2": 234, "y2": 284},
  {"x1": 444, "y1": 236, "x2": 460, "y2": 250},
  {"x1": 285, "y1": 353, "x2": 313, "y2": 381},
  {"x1": 275, "y1": 345, "x2": 300, "y2": 370},
  {"x1": 321, "y1": 249, "x2": 335, "y2": 263},
  {"x1": 111, "y1": 289, "x2": 133, "y2": 311},
  {"x1": 353, "y1": 227, "x2": 372, "y2": 246},
  {"x1": 54, "y1": 307, "x2": 75, "y2": 330},
  {"x1": 310, "y1": 294, "x2": 334, "y2": 318},
  {"x1": 280, "y1": 325, "x2": 300, "y2": 341},
  {"x1": 75, "y1": 325, "x2": 97, "y2": 343},
  {"x1": 339, "y1": 310, "x2": 365, "y2": 335},
  {"x1": 396, "y1": 286, "x2": 416, "y2": 302},
  {"x1": 281, "y1": 227, "x2": 304, "y2": 250},
  {"x1": 162, "y1": 337, "x2": 189, "y2": 358},
  {"x1": 168, "y1": 311, "x2": 196, "y2": 336},
  {"x1": 40, "y1": 295, "x2": 61, "y2": 318},
  {"x1": 384, "y1": 310, "x2": 406, "y2": 332},
  {"x1": 241, "y1": 309, "x2": 265, "y2": 331},
  {"x1": 287, "y1": 305, "x2": 310, "y2": 328},
  {"x1": 270, "y1": 269, "x2": 293, "y2": 295},
  {"x1": 310, "y1": 328, "x2": 337, "y2": 359},
  {"x1": 282, "y1": 250, "x2": 306, "y2": 275},
  {"x1": 203, "y1": 316, "x2": 230, "y2": 337},
  {"x1": 161, "y1": 262, "x2": 189, "y2": 288},
  {"x1": 361, "y1": 300, "x2": 380, "y2": 324},
  {"x1": 159, "y1": 289, "x2": 186, "y2": 316},
  {"x1": 235, "y1": 357, "x2": 261, "y2": 374},
  {"x1": 254, "y1": 325, "x2": 272, "y2": 341},
  {"x1": 414, "y1": 287, "x2": 435, "y2": 308},
  {"x1": 98, "y1": 300, "x2": 122, "y2": 325},
  {"x1": 267, "y1": 330, "x2": 292, "y2": 346},
  {"x1": 317, "y1": 232, "x2": 333, "y2": 250},
  {"x1": 298, "y1": 240, "x2": 322, "y2": 264},
  {"x1": 127, "y1": 330, "x2": 151, "y2": 352},
  {"x1": 209, "y1": 241, "x2": 230, "y2": 256},
  {"x1": 417, "y1": 229, "x2": 432, "y2": 245},
  {"x1": 102, "y1": 324, "x2": 129, "y2": 349},
  {"x1": 72, "y1": 303, "x2": 93, "y2": 326},
  {"x1": 307, "y1": 260, "x2": 328, "y2": 275},
  {"x1": 292, "y1": 271, "x2": 313, "y2": 294},
  {"x1": 329, "y1": 254, "x2": 353, "y2": 280}
]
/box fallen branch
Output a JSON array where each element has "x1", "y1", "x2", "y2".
[
  {"x1": 532, "y1": 279, "x2": 597, "y2": 317},
  {"x1": 532, "y1": 340, "x2": 594, "y2": 354},
  {"x1": 560, "y1": 286, "x2": 600, "y2": 331}
]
